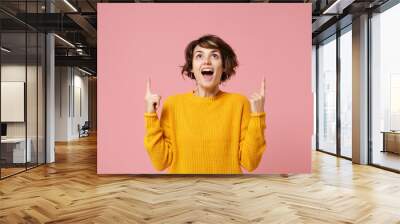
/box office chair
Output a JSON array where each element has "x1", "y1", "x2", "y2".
[{"x1": 79, "y1": 121, "x2": 90, "y2": 138}]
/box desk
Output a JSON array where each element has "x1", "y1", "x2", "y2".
[
  {"x1": 382, "y1": 131, "x2": 400, "y2": 154},
  {"x1": 1, "y1": 138, "x2": 31, "y2": 163}
]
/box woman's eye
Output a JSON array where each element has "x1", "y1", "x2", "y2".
[
  {"x1": 212, "y1": 54, "x2": 219, "y2": 59},
  {"x1": 196, "y1": 54, "x2": 202, "y2": 59}
]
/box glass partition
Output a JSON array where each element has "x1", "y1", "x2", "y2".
[
  {"x1": 317, "y1": 35, "x2": 337, "y2": 154},
  {"x1": 27, "y1": 31, "x2": 38, "y2": 169},
  {"x1": 38, "y1": 32, "x2": 45, "y2": 165},
  {"x1": 1, "y1": 31, "x2": 28, "y2": 177},
  {"x1": 0, "y1": 1, "x2": 46, "y2": 179}
]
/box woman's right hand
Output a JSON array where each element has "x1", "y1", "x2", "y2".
[{"x1": 145, "y1": 78, "x2": 161, "y2": 113}]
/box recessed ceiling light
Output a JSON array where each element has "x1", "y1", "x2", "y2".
[
  {"x1": 54, "y1": 34, "x2": 75, "y2": 48},
  {"x1": 78, "y1": 67, "x2": 93, "y2": 76},
  {"x1": 63, "y1": 0, "x2": 78, "y2": 12},
  {"x1": 322, "y1": 0, "x2": 354, "y2": 14},
  {"x1": 1, "y1": 47, "x2": 11, "y2": 53}
]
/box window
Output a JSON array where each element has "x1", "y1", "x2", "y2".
[
  {"x1": 371, "y1": 2, "x2": 400, "y2": 171},
  {"x1": 340, "y1": 27, "x2": 352, "y2": 158},
  {"x1": 317, "y1": 35, "x2": 337, "y2": 154}
]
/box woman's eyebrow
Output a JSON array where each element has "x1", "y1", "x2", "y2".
[
  {"x1": 210, "y1": 50, "x2": 221, "y2": 54},
  {"x1": 194, "y1": 49, "x2": 220, "y2": 54}
]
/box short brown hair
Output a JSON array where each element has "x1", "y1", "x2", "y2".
[{"x1": 181, "y1": 34, "x2": 238, "y2": 82}]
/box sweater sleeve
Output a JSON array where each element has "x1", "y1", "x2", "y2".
[
  {"x1": 238, "y1": 99, "x2": 266, "y2": 172},
  {"x1": 144, "y1": 98, "x2": 174, "y2": 171}
]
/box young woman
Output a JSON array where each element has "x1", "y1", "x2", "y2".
[{"x1": 144, "y1": 34, "x2": 266, "y2": 174}]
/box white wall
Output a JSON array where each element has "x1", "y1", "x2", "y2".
[
  {"x1": 55, "y1": 67, "x2": 89, "y2": 141},
  {"x1": 55, "y1": 66, "x2": 70, "y2": 141},
  {"x1": 72, "y1": 73, "x2": 89, "y2": 138}
]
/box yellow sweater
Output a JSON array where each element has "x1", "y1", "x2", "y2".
[{"x1": 144, "y1": 90, "x2": 266, "y2": 174}]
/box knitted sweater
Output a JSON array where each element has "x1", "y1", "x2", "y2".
[{"x1": 144, "y1": 90, "x2": 266, "y2": 174}]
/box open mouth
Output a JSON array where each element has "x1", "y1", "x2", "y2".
[{"x1": 201, "y1": 68, "x2": 214, "y2": 81}]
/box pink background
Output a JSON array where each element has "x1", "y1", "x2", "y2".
[{"x1": 97, "y1": 3, "x2": 312, "y2": 174}]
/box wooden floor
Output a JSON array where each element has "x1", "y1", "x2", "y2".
[
  {"x1": 0, "y1": 167, "x2": 26, "y2": 178},
  {"x1": 1, "y1": 163, "x2": 45, "y2": 178},
  {"x1": 1, "y1": 134, "x2": 400, "y2": 223}
]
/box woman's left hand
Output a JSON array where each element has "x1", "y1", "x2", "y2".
[{"x1": 249, "y1": 77, "x2": 265, "y2": 113}]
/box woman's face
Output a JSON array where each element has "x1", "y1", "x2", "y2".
[{"x1": 191, "y1": 45, "x2": 224, "y2": 90}]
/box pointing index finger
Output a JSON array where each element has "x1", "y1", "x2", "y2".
[
  {"x1": 260, "y1": 77, "x2": 265, "y2": 97},
  {"x1": 146, "y1": 77, "x2": 151, "y2": 94}
]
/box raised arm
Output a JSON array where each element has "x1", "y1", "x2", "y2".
[
  {"x1": 144, "y1": 78, "x2": 174, "y2": 171},
  {"x1": 239, "y1": 78, "x2": 267, "y2": 171}
]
